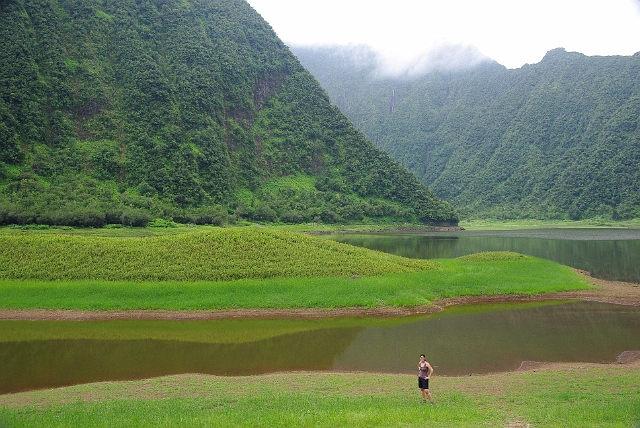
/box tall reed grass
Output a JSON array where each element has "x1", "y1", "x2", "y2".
[{"x1": 0, "y1": 229, "x2": 435, "y2": 281}]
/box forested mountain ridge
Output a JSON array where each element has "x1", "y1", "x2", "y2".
[
  {"x1": 0, "y1": 0, "x2": 457, "y2": 227},
  {"x1": 292, "y1": 45, "x2": 640, "y2": 220}
]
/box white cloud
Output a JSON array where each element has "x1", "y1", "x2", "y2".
[
  {"x1": 247, "y1": 0, "x2": 640, "y2": 69},
  {"x1": 373, "y1": 44, "x2": 492, "y2": 77}
]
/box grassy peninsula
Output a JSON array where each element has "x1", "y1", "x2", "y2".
[{"x1": 0, "y1": 227, "x2": 589, "y2": 311}]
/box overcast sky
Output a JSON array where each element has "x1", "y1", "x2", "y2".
[{"x1": 247, "y1": 0, "x2": 640, "y2": 71}]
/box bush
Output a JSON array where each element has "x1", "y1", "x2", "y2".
[
  {"x1": 73, "y1": 209, "x2": 107, "y2": 228},
  {"x1": 190, "y1": 206, "x2": 228, "y2": 226},
  {"x1": 252, "y1": 203, "x2": 277, "y2": 222},
  {"x1": 121, "y1": 209, "x2": 152, "y2": 227},
  {"x1": 281, "y1": 210, "x2": 305, "y2": 223},
  {"x1": 147, "y1": 218, "x2": 179, "y2": 228},
  {"x1": 320, "y1": 210, "x2": 341, "y2": 224}
]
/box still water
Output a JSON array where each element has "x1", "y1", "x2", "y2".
[
  {"x1": 1, "y1": 301, "x2": 639, "y2": 394},
  {"x1": 326, "y1": 228, "x2": 640, "y2": 283}
]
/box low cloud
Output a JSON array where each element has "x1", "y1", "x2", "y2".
[
  {"x1": 294, "y1": 44, "x2": 493, "y2": 78},
  {"x1": 373, "y1": 43, "x2": 494, "y2": 78},
  {"x1": 291, "y1": 42, "x2": 496, "y2": 81}
]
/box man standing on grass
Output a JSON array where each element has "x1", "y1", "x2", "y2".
[{"x1": 418, "y1": 354, "x2": 434, "y2": 405}]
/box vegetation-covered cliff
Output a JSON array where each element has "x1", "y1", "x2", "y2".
[
  {"x1": 293, "y1": 45, "x2": 640, "y2": 220},
  {"x1": 0, "y1": 0, "x2": 457, "y2": 227}
]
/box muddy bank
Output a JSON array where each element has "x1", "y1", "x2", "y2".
[{"x1": 1, "y1": 270, "x2": 638, "y2": 321}]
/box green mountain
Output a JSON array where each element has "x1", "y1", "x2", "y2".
[
  {"x1": 292, "y1": 45, "x2": 640, "y2": 220},
  {"x1": 0, "y1": 0, "x2": 457, "y2": 227}
]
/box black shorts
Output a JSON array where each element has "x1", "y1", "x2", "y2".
[{"x1": 418, "y1": 376, "x2": 429, "y2": 389}]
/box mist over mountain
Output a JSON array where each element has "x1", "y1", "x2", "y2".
[
  {"x1": 292, "y1": 45, "x2": 640, "y2": 220},
  {"x1": 382, "y1": 44, "x2": 491, "y2": 77},
  {"x1": 0, "y1": 0, "x2": 458, "y2": 227},
  {"x1": 292, "y1": 43, "x2": 493, "y2": 80}
]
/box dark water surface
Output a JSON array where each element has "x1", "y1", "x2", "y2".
[
  {"x1": 2, "y1": 301, "x2": 639, "y2": 394},
  {"x1": 326, "y1": 228, "x2": 640, "y2": 283}
]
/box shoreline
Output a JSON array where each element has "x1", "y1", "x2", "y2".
[
  {"x1": 305, "y1": 225, "x2": 465, "y2": 235},
  {"x1": 0, "y1": 357, "x2": 638, "y2": 409},
  {"x1": 1, "y1": 270, "x2": 638, "y2": 321}
]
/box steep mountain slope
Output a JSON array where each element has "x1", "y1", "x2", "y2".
[
  {"x1": 293, "y1": 45, "x2": 640, "y2": 220},
  {"x1": 0, "y1": 0, "x2": 457, "y2": 226}
]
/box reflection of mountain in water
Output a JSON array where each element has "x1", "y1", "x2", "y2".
[
  {"x1": 333, "y1": 301, "x2": 640, "y2": 375},
  {"x1": 330, "y1": 231, "x2": 640, "y2": 283},
  {"x1": 329, "y1": 234, "x2": 459, "y2": 259},
  {"x1": 0, "y1": 326, "x2": 363, "y2": 394}
]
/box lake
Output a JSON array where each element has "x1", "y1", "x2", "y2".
[
  {"x1": 1, "y1": 228, "x2": 639, "y2": 394},
  {"x1": 325, "y1": 228, "x2": 640, "y2": 283},
  {"x1": 1, "y1": 300, "x2": 639, "y2": 394}
]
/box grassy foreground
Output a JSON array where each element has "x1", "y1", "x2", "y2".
[{"x1": 1, "y1": 367, "x2": 638, "y2": 427}]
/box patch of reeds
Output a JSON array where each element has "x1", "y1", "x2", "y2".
[{"x1": 0, "y1": 228, "x2": 436, "y2": 281}]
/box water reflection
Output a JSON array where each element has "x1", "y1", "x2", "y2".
[
  {"x1": 1, "y1": 301, "x2": 638, "y2": 394},
  {"x1": 0, "y1": 327, "x2": 363, "y2": 394},
  {"x1": 333, "y1": 301, "x2": 640, "y2": 375},
  {"x1": 326, "y1": 229, "x2": 640, "y2": 282}
]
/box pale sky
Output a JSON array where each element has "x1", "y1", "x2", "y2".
[{"x1": 247, "y1": 0, "x2": 640, "y2": 71}]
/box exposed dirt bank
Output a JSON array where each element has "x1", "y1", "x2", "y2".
[{"x1": 1, "y1": 270, "x2": 638, "y2": 321}]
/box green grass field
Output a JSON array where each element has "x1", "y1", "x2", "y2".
[
  {"x1": 0, "y1": 368, "x2": 638, "y2": 427},
  {"x1": 458, "y1": 218, "x2": 640, "y2": 230},
  {"x1": 0, "y1": 228, "x2": 590, "y2": 310},
  {"x1": 0, "y1": 256, "x2": 588, "y2": 311}
]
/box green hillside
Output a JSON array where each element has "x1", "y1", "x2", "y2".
[
  {"x1": 0, "y1": 0, "x2": 457, "y2": 227},
  {"x1": 293, "y1": 45, "x2": 640, "y2": 220}
]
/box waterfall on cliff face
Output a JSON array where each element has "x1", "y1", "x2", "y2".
[{"x1": 390, "y1": 88, "x2": 397, "y2": 113}]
